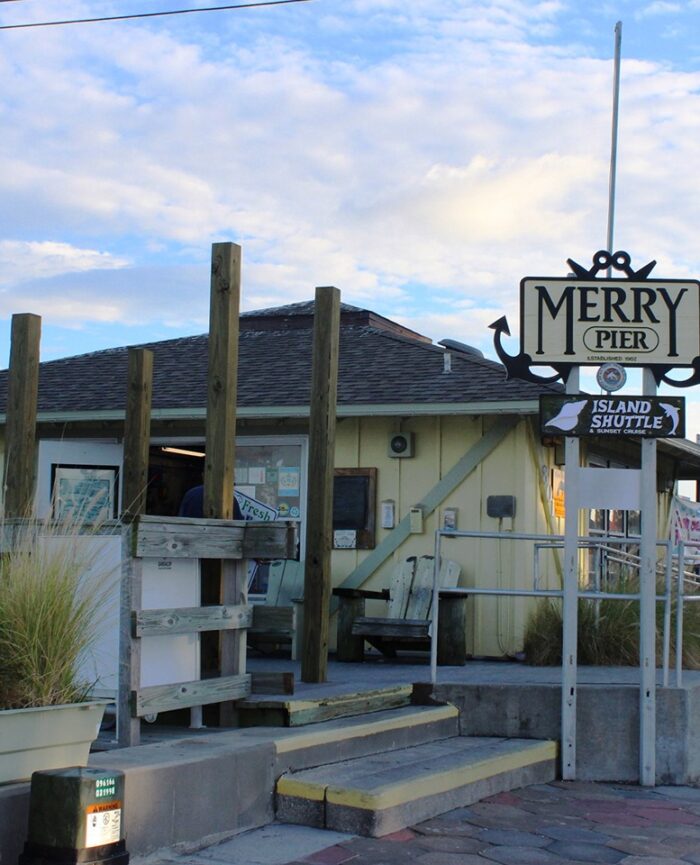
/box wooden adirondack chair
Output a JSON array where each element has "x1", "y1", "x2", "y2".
[
  {"x1": 248, "y1": 559, "x2": 304, "y2": 659},
  {"x1": 333, "y1": 555, "x2": 468, "y2": 665}
]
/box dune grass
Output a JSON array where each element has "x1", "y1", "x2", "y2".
[
  {"x1": 523, "y1": 577, "x2": 700, "y2": 668},
  {"x1": 0, "y1": 517, "x2": 117, "y2": 708}
]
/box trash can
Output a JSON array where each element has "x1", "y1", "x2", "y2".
[{"x1": 19, "y1": 767, "x2": 129, "y2": 865}]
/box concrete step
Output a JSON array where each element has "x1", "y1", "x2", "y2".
[
  {"x1": 237, "y1": 683, "x2": 414, "y2": 727},
  {"x1": 273, "y1": 702, "x2": 460, "y2": 774},
  {"x1": 276, "y1": 736, "x2": 558, "y2": 837}
]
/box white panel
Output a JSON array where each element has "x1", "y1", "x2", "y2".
[
  {"x1": 39, "y1": 533, "x2": 122, "y2": 698},
  {"x1": 141, "y1": 558, "x2": 200, "y2": 687},
  {"x1": 578, "y1": 467, "x2": 641, "y2": 510}
]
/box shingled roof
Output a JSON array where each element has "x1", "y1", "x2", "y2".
[{"x1": 0, "y1": 302, "x2": 561, "y2": 417}]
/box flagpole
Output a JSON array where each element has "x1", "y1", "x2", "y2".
[{"x1": 606, "y1": 21, "x2": 622, "y2": 261}]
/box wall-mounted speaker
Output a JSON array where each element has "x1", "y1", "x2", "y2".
[{"x1": 388, "y1": 432, "x2": 414, "y2": 458}]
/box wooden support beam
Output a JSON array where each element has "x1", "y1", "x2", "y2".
[
  {"x1": 132, "y1": 515, "x2": 297, "y2": 560},
  {"x1": 132, "y1": 603, "x2": 252, "y2": 637},
  {"x1": 122, "y1": 348, "x2": 153, "y2": 518},
  {"x1": 4, "y1": 313, "x2": 41, "y2": 517},
  {"x1": 203, "y1": 241, "x2": 243, "y2": 726},
  {"x1": 118, "y1": 522, "x2": 142, "y2": 747},
  {"x1": 134, "y1": 673, "x2": 251, "y2": 716},
  {"x1": 204, "y1": 241, "x2": 240, "y2": 521},
  {"x1": 301, "y1": 286, "x2": 340, "y2": 683},
  {"x1": 117, "y1": 349, "x2": 152, "y2": 746}
]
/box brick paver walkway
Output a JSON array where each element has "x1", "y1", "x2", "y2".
[{"x1": 285, "y1": 782, "x2": 700, "y2": 865}]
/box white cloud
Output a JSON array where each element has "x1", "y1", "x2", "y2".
[
  {"x1": 0, "y1": 241, "x2": 128, "y2": 286},
  {"x1": 635, "y1": 2, "x2": 682, "y2": 19},
  {"x1": 0, "y1": 0, "x2": 700, "y2": 370}
]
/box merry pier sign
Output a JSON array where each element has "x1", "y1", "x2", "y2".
[
  {"x1": 491, "y1": 251, "x2": 700, "y2": 385},
  {"x1": 522, "y1": 277, "x2": 699, "y2": 366}
]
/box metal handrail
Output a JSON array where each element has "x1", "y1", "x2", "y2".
[{"x1": 430, "y1": 528, "x2": 678, "y2": 686}]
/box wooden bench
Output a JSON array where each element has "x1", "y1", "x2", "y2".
[
  {"x1": 248, "y1": 559, "x2": 304, "y2": 659},
  {"x1": 333, "y1": 555, "x2": 468, "y2": 665}
]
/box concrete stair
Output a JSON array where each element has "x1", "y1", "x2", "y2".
[
  {"x1": 276, "y1": 733, "x2": 558, "y2": 837},
  {"x1": 272, "y1": 701, "x2": 460, "y2": 773}
]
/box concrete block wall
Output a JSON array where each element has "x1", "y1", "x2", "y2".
[
  {"x1": 433, "y1": 681, "x2": 700, "y2": 786},
  {"x1": 3, "y1": 734, "x2": 277, "y2": 865}
]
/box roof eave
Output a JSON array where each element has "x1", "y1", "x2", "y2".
[{"x1": 0, "y1": 400, "x2": 540, "y2": 426}]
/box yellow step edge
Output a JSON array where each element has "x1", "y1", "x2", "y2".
[
  {"x1": 276, "y1": 776, "x2": 326, "y2": 802},
  {"x1": 325, "y1": 741, "x2": 559, "y2": 811},
  {"x1": 274, "y1": 704, "x2": 458, "y2": 755}
]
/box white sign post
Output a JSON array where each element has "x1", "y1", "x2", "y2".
[
  {"x1": 639, "y1": 369, "x2": 657, "y2": 787},
  {"x1": 561, "y1": 368, "x2": 580, "y2": 781}
]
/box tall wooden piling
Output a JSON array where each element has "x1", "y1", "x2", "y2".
[
  {"x1": 122, "y1": 348, "x2": 153, "y2": 518},
  {"x1": 203, "y1": 242, "x2": 244, "y2": 724},
  {"x1": 301, "y1": 286, "x2": 340, "y2": 683},
  {"x1": 3, "y1": 313, "x2": 41, "y2": 517}
]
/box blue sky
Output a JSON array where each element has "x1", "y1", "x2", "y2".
[{"x1": 2, "y1": 0, "x2": 700, "y2": 430}]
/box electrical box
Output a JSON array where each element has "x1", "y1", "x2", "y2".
[
  {"x1": 409, "y1": 506, "x2": 424, "y2": 533},
  {"x1": 487, "y1": 495, "x2": 516, "y2": 519},
  {"x1": 20, "y1": 767, "x2": 129, "y2": 865}
]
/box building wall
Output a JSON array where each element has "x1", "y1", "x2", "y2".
[{"x1": 330, "y1": 413, "x2": 562, "y2": 657}]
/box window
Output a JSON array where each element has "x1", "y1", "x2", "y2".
[{"x1": 333, "y1": 468, "x2": 377, "y2": 549}]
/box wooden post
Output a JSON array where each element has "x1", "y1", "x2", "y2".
[
  {"x1": 122, "y1": 349, "x2": 153, "y2": 518},
  {"x1": 301, "y1": 286, "x2": 340, "y2": 682},
  {"x1": 203, "y1": 242, "x2": 241, "y2": 521},
  {"x1": 118, "y1": 522, "x2": 142, "y2": 747},
  {"x1": 336, "y1": 594, "x2": 366, "y2": 662},
  {"x1": 203, "y1": 242, "x2": 242, "y2": 725},
  {"x1": 3, "y1": 313, "x2": 41, "y2": 517},
  {"x1": 117, "y1": 348, "x2": 152, "y2": 745}
]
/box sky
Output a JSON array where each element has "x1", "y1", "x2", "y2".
[{"x1": 2, "y1": 0, "x2": 700, "y2": 431}]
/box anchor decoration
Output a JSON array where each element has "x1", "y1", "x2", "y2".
[
  {"x1": 489, "y1": 250, "x2": 700, "y2": 387},
  {"x1": 489, "y1": 315, "x2": 570, "y2": 385}
]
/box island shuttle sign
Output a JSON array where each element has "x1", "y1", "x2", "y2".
[
  {"x1": 522, "y1": 277, "x2": 700, "y2": 367},
  {"x1": 540, "y1": 395, "x2": 685, "y2": 439}
]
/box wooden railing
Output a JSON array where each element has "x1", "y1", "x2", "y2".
[{"x1": 118, "y1": 514, "x2": 297, "y2": 746}]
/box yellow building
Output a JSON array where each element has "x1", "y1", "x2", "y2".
[{"x1": 2, "y1": 300, "x2": 699, "y2": 658}]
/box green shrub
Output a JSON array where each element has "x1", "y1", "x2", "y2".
[
  {"x1": 523, "y1": 579, "x2": 700, "y2": 668},
  {"x1": 0, "y1": 517, "x2": 117, "y2": 708}
]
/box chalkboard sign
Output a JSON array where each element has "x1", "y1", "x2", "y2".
[
  {"x1": 333, "y1": 476, "x2": 368, "y2": 529},
  {"x1": 333, "y1": 468, "x2": 377, "y2": 549}
]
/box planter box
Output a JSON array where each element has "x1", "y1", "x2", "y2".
[{"x1": 0, "y1": 701, "x2": 109, "y2": 785}]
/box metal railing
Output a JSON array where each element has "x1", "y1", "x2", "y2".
[{"x1": 429, "y1": 528, "x2": 699, "y2": 687}]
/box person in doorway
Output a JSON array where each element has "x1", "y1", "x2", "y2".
[{"x1": 178, "y1": 484, "x2": 244, "y2": 519}]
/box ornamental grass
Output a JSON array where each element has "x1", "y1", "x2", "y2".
[
  {"x1": 523, "y1": 576, "x2": 700, "y2": 668},
  {"x1": 0, "y1": 515, "x2": 117, "y2": 709}
]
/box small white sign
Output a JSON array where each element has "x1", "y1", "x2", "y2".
[
  {"x1": 380, "y1": 500, "x2": 395, "y2": 529},
  {"x1": 248, "y1": 466, "x2": 266, "y2": 484},
  {"x1": 334, "y1": 530, "x2": 357, "y2": 549},
  {"x1": 578, "y1": 467, "x2": 641, "y2": 510},
  {"x1": 85, "y1": 803, "x2": 121, "y2": 847}
]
